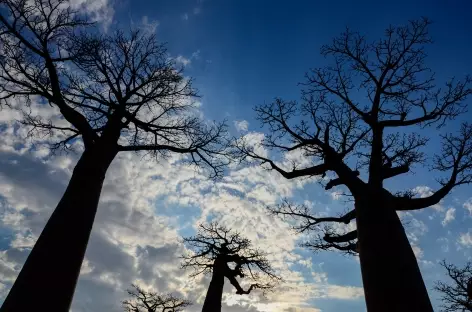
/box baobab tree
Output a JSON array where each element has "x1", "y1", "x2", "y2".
[
  {"x1": 181, "y1": 223, "x2": 280, "y2": 312},
  {"x1": 0, "y1": 1, "x2": 228, "y2": 311},
  {"x1": 435, "y1": 260, "x2": 472, "y2": 312},
  {"x1": 122, "y1": 284, "x2": 192, "y2": 312},
  {"x1": 236, "y1": 18, "x2": 472, "y2": 311}
]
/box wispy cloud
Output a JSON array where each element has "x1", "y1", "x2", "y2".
[
  {"x1": 464, "y1": 198, "x2": 472, "y2": 215},
  {"x1": 458, "y1": 232, "x2": 472, "y2": 248},
  {"x1": 175, "y1": 56, "x2": 192, "y2": 67},
  {"x1": 330, "y1": 191, "x2": 342, "y2": 200},
  {"x1": 70, "y1": 0, "x2": 115, "y2": 30},
  {"x1": 140, "y1": 15, "x2": 160, "y2": 34},
  {"x1": 234, "y1": 120, "x2": 249, "y2": 132},
  {"x1": 175, "y1": 50, "x2": 201, "y2": 67},
  {"x1": 442, "y1": 207, "x2": 456, "y2": 226}
]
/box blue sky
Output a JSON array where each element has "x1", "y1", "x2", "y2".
[
  {"x1": 1, "y1": 0, "x2": 472, "y2": 311},
  {"x1": 139, "y1": 0, "x2": 472, "y2": 190}
]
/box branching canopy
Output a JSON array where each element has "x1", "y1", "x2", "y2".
[
  {"x1": 0, "y1": 0, "x2": 228, "y2": 178},
  {"x1": 181, "y1": 222, "x2": 281, "y2": 295},
  {"x1": 235, "y1": 18, "x2": 472, "y2": 252},
  {"x1": 435, "y1": 260, "x2": 472, "y2": 312},
  {"x1": 122, "y1": 284, "x2": 192, "y2": 312}
]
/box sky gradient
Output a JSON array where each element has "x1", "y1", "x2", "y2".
[{"x1": 1, "y1": 0, "x2": 472, "y2": 311}]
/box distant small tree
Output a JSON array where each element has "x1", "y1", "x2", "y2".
[
  {"x1": 0, "y1": 1, "x2": 228, "y2": 311},
  {"x1": 435, "y1": 260, "x2": 472, "y2": 312},
  {"x1": 122, "y1": 284, "x2": 192, "y2": 312},
  {"x1": 181, "y1": 223, "x2": 281, "y2": 312},
  {"x1": 235, "y1": 17, "x2": 472, "y2": 311}
]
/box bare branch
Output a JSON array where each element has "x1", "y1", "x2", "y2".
[
  {"x1": 268, "y1": 200, "x2": 355, "y2": 233},
  {"x1": 395, "y1": 123, "x2": 472, "y2": 210},
  {"x1": 302, "y1": 225, "x2": 358, "y2": 256},
  {"x1": 380, "y1": 76, "x2": 471, "y2": 128},
  {"x1": 122, "y1": 284, "x2": 192, "y2": 312},
  {"x1": 435, "y1": 260, "x2": 472, "y2": 312}
]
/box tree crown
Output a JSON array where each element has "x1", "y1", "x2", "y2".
[
  {"x1": 435, "y1": 260, "x2": 472, "y2": 312},
  {"x1": 181, "y1": 222, "x2": 281, "y2": 295},
  {"x1": 0, "y1": 0, "x2": 229, "y2": 178},
  {"x1": 122, "y1": 284, "x2": 192, "y2": 312},
  {"x1": 235, "y1": 18, "x2": 472, "y2": 254}
]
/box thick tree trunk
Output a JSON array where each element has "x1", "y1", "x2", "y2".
[
  {"x1": 202, "y1": 258, "x2": 226, "y2": 312},
  {"x1": 0, "y1": 145, "x2": 117, "y2": 312},
  {"x1": 356, "y1": 196, "x2": 433, "y2": 312}
]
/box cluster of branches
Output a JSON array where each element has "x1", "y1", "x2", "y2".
[
  {"x1": 267, "y1": 199, "x2": 358, "y2": 255},
  {"x1": 123, "y1": 284, "x2": 192, "y2": 312},
  {"x1": 435, "y1": 260, "x2": 472, "y2": 312},
  {"x1": 0, "y1": 0, "x2": 228, "y2": 177},
  {"x1": 181, "y1": 222, "x2": 281, "y2": 295},
  {"x1": 235, "y1": 17, "x2": 472, "y2": 252}
]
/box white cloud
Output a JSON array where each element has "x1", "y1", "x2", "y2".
[
  {"x1": 70, "y1": 0, "x2": 115, "y2": 30},
  {"x1": 182, "y1": 13, "x2": 189, "y2": 20},
  {"x1": 441, "y1": 207, "x2": 456, "y2": 226},
  {"x1": 175, "y1": 51, "x2": 200, "y2": 67},
  {"x1": 330, "y1": 191, "x2": 342, "y2": 200},
  {"x1": 234, "y1": 120, "x2": 249, "y2": 132},
  {"x1": 464, "y1": 198, "x2": 472, "y2": 215},
  {"x1": 283, "y1": 308, "x2": 321, "y2": 312},
  {"x1": 140, "y1": 15, "x2": 159, "y2": 34},
  {"x1": 238, "y1": 132, "x2": 269, "y2": 159},
  {"x1": 193, "y1": 7, "x2": 201, "y2": 15},
  {"x1": 404, "y1": 217, "x2": 428, "y2": 243},
  {"x1": 175, "y1": 56, "x2": 192, "y2": 67},
  {"x1": 412, "y1": 245, "x2": 424, "y2": 259},
  {"x1": 80, "y1": 258, "x2": 95, "y2": 275},
  {"x1": 413, "y1": 186, "x2": 433, "y2": 198},
  {"x1": 458, "y1": 232, "x2": 472, "y2": 248},
  {"x1": 311, "y1": 271, "x2": 328, "y2": 283},
  {"x1": 324, "y1": 285, "x2": 364, "y2": 300},
  {"x1": 412, "y1": 186, "x2": 444, "y2": 211}
]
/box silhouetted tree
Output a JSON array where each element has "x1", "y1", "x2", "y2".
[
  {"x1": 122, "y1": 284, "x2": 192, "y2": 312},
  {"x1": 236, "y1": 18, "x2": 472, "y2": 311},
  {"x1": 181, "y1": 223, "x2": 280, "y2": 312},
  {"x1": 0, "y1": 1, "x2": 228, "y2": 311},
  {"x1": 435, "y1": 260, "x2": 472, "y2": 312},
  {"x1": 268, "y1": 199, "x2": 359, "y2": 255}
]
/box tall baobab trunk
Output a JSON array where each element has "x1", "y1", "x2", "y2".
[
  {"x1": 202, "y1": 257, "x2": 226, "y2": 312},
  {"x1": 356, "y1": 196, "x2": 433, "y2": 312},
  {"x1": 0, "y1": 144, "x2": 117, "y2": 312}
]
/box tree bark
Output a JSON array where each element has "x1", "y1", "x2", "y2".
[
  {"x1": 202, "y1": 257, "x2": 226, "y2": 312},
  {"x1": 356, "y1": 196, "x2": 434, "y2": 312},
  {"x1": 0, "y1": 145, "x2": 117, "y2": 312}
]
